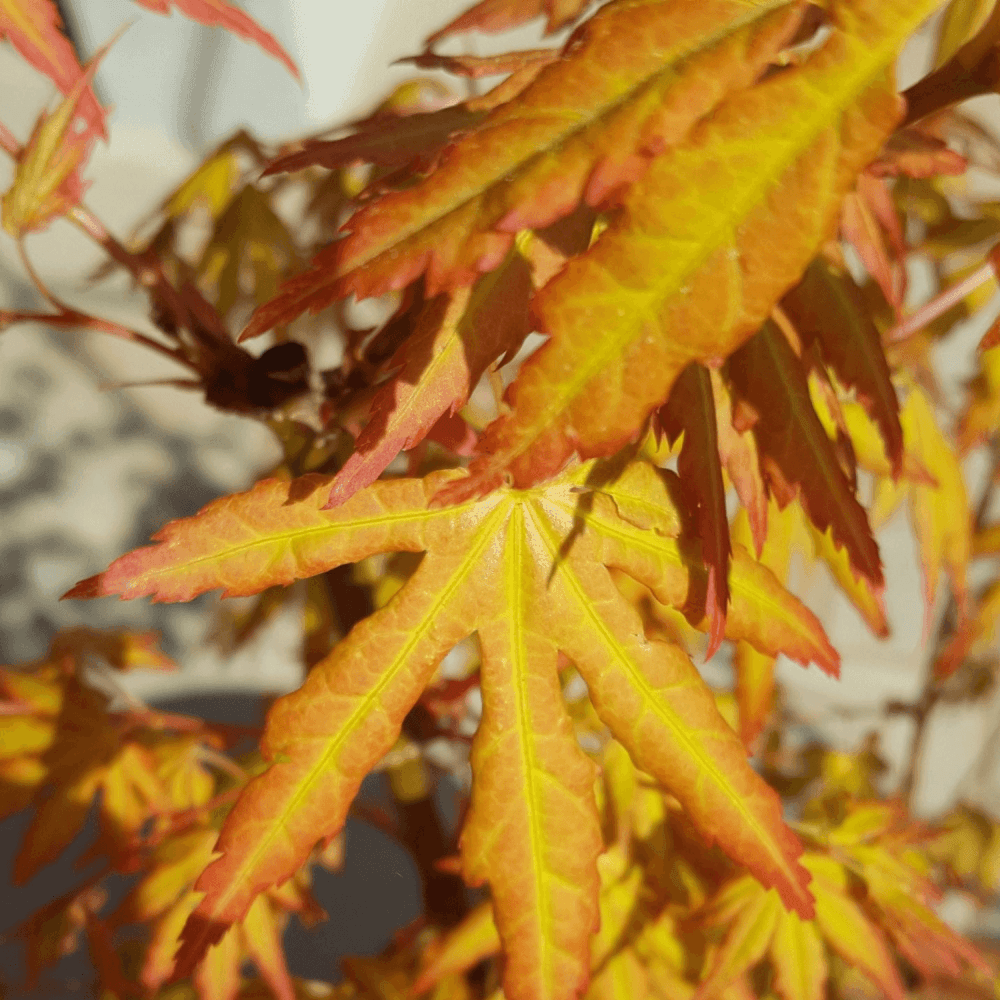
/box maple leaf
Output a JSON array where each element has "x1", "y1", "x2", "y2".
[
  {"x1": 658, "y1": 363, "x2": 731, "y2": 657},
  {"x1": 694, "y1": 795, "x2": 995, "y2": 1000},
  {"x1": 242, "y1": 0, "x2": 805, "y2": 335},
  {"x1": 129, "y1": 0, "x2": 298, "y2": 78},
  {"x1": 731, "y1": 495, "x2": 887, "y2": 749},
  {"x1": 1, "y1": 38, "x2": 110, "y2": 237},
  {"x1": 324, "y1": 249, "x2": 532, "y2": 508},
  {"x1": 67, "y1": 458, "x2": 831, "y2": 1000},
  {"x1": 197, "y1": 185, "x2": 302, "y2": 320},
  {"x1": 871, "y1": 386, "x2": 970, "y2": 634},
  {"x1": 401, "y1": 47, "x2": 559, "y2": 81},
  {"x1": 868, "y1": 127, "x2": 969, "y2": 178},
  {"x1": 958, "y1": 344, "x2": 1000, "y2": 454},
  {"x1": 781, "y1": 255, "x2": 903, "y2": 475},
  {"x1": 840, "y1": 173, "x2": 907, "y2": 309},
  {"x1": 0, "y1": 0, "x2": 103, "y2": 130},
  {"x1": 12, "y1": 677, "x2": 170, "y2": 883},
  {"x1": 260, "y1": 104, "x2": 484, "y2": 180},
  {"x1": 412, "y1": 900, "x2": 501, "y2": 995},
  {"x1": 425, "y1": 0, "x2": 595, "y2": 44},
  {"x1": 696, "y1": 858, "x2": 895, "y2": 1000},
  {"x1": 134, "y1": 827, "x2": 309, "y2": 1000},
  {"x1": 934, "y1": 0, "x2": 1000, "y2": 67},
  {"x1": 712, "y1": 368, "x2": 768, "y2": 558},
  {"x1": 461, "y1": 0, "x2": 939, "y2": 494},
  {"x1": 729, "y1": 321, "x2": 882, "y2": 587}
]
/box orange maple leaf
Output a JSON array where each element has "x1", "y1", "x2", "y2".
[
  {"x1": 0, "y1": 0, "x2": 103, "y2": 131},
  {"x1": 458, "y1": 0, "x2": 937, "y2": 495},
  {"x1": 426, "y1": 0, "x2": 594, "y2": 44},
  {"x1": 129, "y1": 0, "x2": 298, "y2": 78},
  {"x1": 242, "y1": 0, "x2": 804, "y2": 335},
  {"x1": 68, "y1": 458, "x2": 834, "y2": 1000}
]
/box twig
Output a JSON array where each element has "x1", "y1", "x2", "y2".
[
  {"x1": 197, "y1": 744, "x2": 248, "y2": 783},
  {"x1": 11, "y1": 231, "x2": 198, "y2": 368},
  {"x1": 887, "y1": 261, "x2": 996, "y2": 344},
  {"x1": 1, "y1": 306, "x2": 197, "y2": 369},
  {"x1": 17, "y1": 239, "x2": 67, "y2": 313}
]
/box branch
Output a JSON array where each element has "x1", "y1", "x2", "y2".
[{"x1": 0, "y1": 306, "x2": 197, "y2": 370}]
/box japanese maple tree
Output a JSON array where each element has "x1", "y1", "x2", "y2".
[{"x1": 3, "y1": 1, "x2": 1000, "y2": 998}]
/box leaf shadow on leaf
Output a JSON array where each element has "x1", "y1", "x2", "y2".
[{"x1": 548, "y1": 452, "x2": 713, "y2": 634}]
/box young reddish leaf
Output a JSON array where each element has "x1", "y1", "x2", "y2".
[
  {"x1": 460, "y1": 0, "x2": 930, "y2": 494},
  {"x1": 659, "y1": 362, "x2": 731, "y2": 656},
  {"x1": 129, "y1": 0, "x2": 298, "y2": 78},
  {"x1": 426, "y1": 0, "x2": 593, "y2": 43},
  {"x1": 728, "y1": 321, "x2": 882, "y2": 588},
  {"x1": 712, "y1": 369, "x2": 768, "y2": 557},
  {"x1": 243, "y1": 0, "x2": 804, "y2": 335},
  {"x1": 0, "y1": 0, "x2": 103, "y2": 129},
  {"x1": 72, "y1": 459, "x2": 816, "y2": 987},
  {"x1": 325, "y1": 251, "x2": 531, "y2": 508},
  {"x1": 782, "y1": 256, "x2": 903, "y2": 476},
  {"x1": 868, "y1": 128, "x2": 968, "y2": 178},
  {"x1": 401, "y1": 48, "x2": 559, "y2": 80},
  {"x1": 260, "y1": 105, "x2": 484, "y2": 179},
  {"x1": 1, "y1": 39, "x2": 109, "y2": 237},
  {"x1": 840, "y1": 175, "x2": 905, "y2": 309}
]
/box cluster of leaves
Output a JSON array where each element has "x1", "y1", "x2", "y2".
[{"x1": 5, "y1": 0, "x2": 1000, "y2": 998}]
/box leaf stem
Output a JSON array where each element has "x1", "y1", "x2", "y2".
[
  {"x1": 198, "y1": 744, "x2": 248, "y2": 782},
  {"x1": 8, "y1": 239, "x2": 198, "y2": 370}
]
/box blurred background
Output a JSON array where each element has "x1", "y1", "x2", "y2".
[{"x1": 2, "y1": 2, "x2": 1000, "y2": 988}]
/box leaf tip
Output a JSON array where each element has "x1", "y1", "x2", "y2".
[{"x1": 61, "y1": 575, "x2": 101, "y2": 600}]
